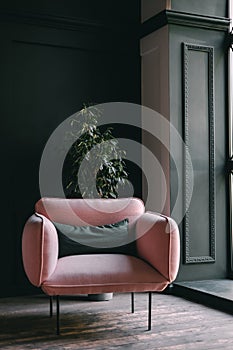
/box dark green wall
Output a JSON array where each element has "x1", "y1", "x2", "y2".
[
  {"x1": 0, "y1": 1, "x2": 141, "y2": 297},
  {"x1": 0, "y1": 0, "x2": 139, "y2": 24}
]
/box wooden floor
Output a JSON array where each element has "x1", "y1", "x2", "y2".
[{"x1": 0, "y1": 292, "x2": 233, "y2": 349}]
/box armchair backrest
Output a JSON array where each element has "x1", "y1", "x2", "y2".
[{"x1": 35, "y1": 197, "x2": 145, "y2": 227}]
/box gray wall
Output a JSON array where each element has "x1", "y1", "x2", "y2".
[
  {"x1": 170, "y1": 24, "x2": 228, "y2": 280},
  {"x1": 141, "y1": 0, "x2": 229, "y2": 281}
]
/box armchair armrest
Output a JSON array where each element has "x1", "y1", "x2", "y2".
[
  {"x1": 136, "y1": 212, "x2": 180, "y2": 283},
  {"x1": 22, "y1": 213, "x2": 58, "y2": 287}
]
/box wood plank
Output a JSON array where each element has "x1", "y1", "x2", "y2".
[{"x1": 0, "y1": 293, "x2": 233, "y2": 349}]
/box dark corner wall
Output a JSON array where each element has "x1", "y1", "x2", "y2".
[{"x1": 0, "y1": 0, "x2": 141, "y2": 296}]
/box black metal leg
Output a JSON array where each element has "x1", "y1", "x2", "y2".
[
  {"x1": 56, "y1": 295, "x2": 60, "y2": 335},
  {"x1": 148, "y1": 292, "x2": 152, "y2": 331},
  {"x1": 131, "y1": 292, "x2": 134, "y2": 313},
  {"x1": 49, "y1": 296, "x2": 53, "y2": 318}
]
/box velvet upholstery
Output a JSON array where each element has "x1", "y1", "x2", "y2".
[
  {"x1": 22, "y1": 197, "x2": 180, "y2": 296},
  {"x1": 41, "y1": 254, "x2": 168, "y2": 295},
  {"x1": 35, "y1": 197, "x2": 145, "y2": 227},
  {"x1": 22, "y1": 213, "x2": 58, "y2": 287},
  {"x1": 136, "y1": 212, "x2": 180, "y2": 283}
]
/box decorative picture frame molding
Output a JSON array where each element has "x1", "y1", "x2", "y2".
[{"x1": 183, "y1": 42, "x2": 216, "y2": 264}]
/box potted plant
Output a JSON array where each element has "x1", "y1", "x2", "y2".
[{"x1": 63, "y1": 104, "x2": 128, "y2": 199}]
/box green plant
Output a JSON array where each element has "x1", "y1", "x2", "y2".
[{"x1": 63, "y1": 104, "x2": 128, "y2": 199}]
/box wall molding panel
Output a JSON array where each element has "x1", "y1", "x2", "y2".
[
  {"x1": 183, "y1": 43, "x2": 216, "y2": 264},
  {"x1": 0, "y1": 10, "x2": 103, "y2": 32},
  {"x1": 0, "y1": 9, "x2": 138, "y2": 42},
  {"x1": 141, "y1": 9, "x2": 230, "y2": 38}
]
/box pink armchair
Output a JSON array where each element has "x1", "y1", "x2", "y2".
[{"x1": 22, "y1": 197, "x2": 180, "y2": 334}]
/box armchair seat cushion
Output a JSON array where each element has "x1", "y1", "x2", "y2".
[{"x1": 41, "y1": 254, "x2": 168, "y2": 295}]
